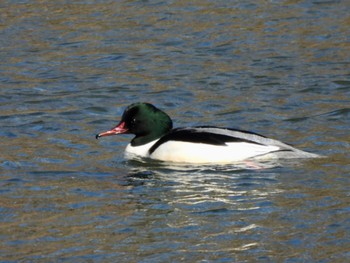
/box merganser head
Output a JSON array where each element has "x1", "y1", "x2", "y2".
[{"x1": 96, "y1": 102, "x2": 173, "y2": 146}]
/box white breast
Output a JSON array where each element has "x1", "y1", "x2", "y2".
[{"x1": 125, "y1": 139, "x2": 158, "y2": 158}]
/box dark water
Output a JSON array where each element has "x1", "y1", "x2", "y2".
[{"x1": 1, "y1": 0, "x2": 349, "y2": 262}]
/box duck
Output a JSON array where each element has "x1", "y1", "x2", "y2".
[{"x1": 96, "y1": 102, "x2": 320, "y2": 164}]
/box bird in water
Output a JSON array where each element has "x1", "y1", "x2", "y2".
[{"x1": 96, "y1": 102, "x2": 320, "y2": 164}]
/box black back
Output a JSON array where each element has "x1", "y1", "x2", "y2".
[{"x1": 148, "y1": 127, "x2": 264, "y2": 154}]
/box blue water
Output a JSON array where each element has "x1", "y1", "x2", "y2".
[{"x1": 1, "y1": 0, "x2": 349, "y2": 262}]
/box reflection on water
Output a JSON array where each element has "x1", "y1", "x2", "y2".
[
  {"x1": 1, "y1": 158, "x2": 349, "y2": 261},
  {"x1": 1, "y1": 0, "x2": 349, "y2": 262},
  {"x1": 124, "y1": 165, "x2": 283, "y2": 258},
  {"x1": 128, "y1": 165, "x2": 283, "y2": 213}
]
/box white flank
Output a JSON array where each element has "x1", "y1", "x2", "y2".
[
  {"x1": 123, "y1": 134, "x2": 319, "y2": 163},
  {"x1": 148, "y1": 141, "x2": 281, "y2": 164}
]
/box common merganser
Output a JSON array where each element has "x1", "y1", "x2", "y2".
[{"x1": 96, "y1": 102, "x2": 319, "y2": 163}]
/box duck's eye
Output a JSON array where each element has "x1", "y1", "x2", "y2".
[{"x1": 130, "y1": 118, "x2": 137, "y2": 126}]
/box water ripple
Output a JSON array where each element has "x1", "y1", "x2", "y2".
[{"x1": 0, "y1": 0, "x2": 349, "y2": 262}]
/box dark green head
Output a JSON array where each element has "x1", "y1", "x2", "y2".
[{"x1": 96, "y1": 102, "x2": 173, "y2": 146}]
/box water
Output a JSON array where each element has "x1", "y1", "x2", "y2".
[{"x1": 1, "y1": 0, "x2": 349, "y2": 262}]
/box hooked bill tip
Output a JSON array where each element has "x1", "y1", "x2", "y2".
[{"x1": 95, "y1": 134, "x2": 100, "y2": 139}]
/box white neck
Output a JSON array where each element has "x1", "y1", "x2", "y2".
[{"x1": 125, "y1": 139, "x2": 159, "y2": 158}]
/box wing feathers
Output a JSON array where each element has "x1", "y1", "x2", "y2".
[{"x1": 149, "y1": 126, "x2": 283, "y2": 155}]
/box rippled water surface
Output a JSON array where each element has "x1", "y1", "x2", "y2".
[{"x1": 1, "y1": 0, "x2": 349, "y2": 262}]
